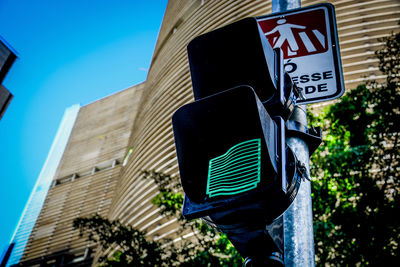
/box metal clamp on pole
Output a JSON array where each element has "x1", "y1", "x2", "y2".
[{"x1": 285, "y1": 120, "x2": 322, "y2": 155}]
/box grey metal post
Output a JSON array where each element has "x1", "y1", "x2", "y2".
[
  {"x1": 271, "y1": 0, "x2": 316, "y2": 266},
  {"x1": 272, "y1": 0, "x2": 300, "y2": 13},
  {"x1": 284, "y1": 106, "x2": 315, "y2": 266}
]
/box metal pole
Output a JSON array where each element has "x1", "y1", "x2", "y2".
[
  {"x1": 272, "y1": 0, "x2": 300, "y2": 13},
  {"x1": 284, "y1": 106, "x2": 315, "y2": 266},
  {"x1": 271, "y1": 0, "x2": 316, "y2": 266}
]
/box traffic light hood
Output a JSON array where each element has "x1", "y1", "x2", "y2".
[{"x1": 187, "y1": 17, "x2": 277, "y2": 103}]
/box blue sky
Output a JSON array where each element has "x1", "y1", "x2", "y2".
[{"x1": 0, "y1": 0, "x2": 167, "y2": 252}]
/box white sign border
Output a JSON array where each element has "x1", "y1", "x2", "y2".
[{"x1": 257, "y1": 3, "x2": 345, "y2": 105}]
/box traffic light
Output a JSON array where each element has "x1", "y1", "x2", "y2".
[
  {"x1": 173, "y1": 85, "x2": 301, "y2": 220},
  {"x1": 172, "y1": 17, "x2": 318, "y2": 265},
  {"x1": 187, "y1": 17, "x2": 299, "y2": 121}
]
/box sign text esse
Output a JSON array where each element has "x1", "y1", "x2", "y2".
[{"x1": 290, "y1": 70, "x2": 333, "y2": 94}]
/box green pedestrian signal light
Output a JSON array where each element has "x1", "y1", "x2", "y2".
[{"x1": 206, "y1": 138, "x2": 262, "y2": 198}]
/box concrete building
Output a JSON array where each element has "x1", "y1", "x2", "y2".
[
  {"x1": 8, "y1": 84, "x2": 144, "y2": 266},
  {"x1": 108, "y1": 0, "x2": 400, "y2": 250},
  {"x1": 9, "y1": 0, "x2": 399, "y2": 266},
  {"x1": 6, "y1": 105, "x2": 80, "y2": 266},
  {"x1": 0, "y1": 37, "x2": 16, "y2": 120}
]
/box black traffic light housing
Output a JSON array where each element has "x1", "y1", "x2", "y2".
[
  {"x1": 172, "y1": 17, "x2": 320, "y2": 265},
  {"x1": 172, "y1": 86, "x2": 301, "y2": 222},
  {"x1": 172, "y1": 85, "x2": 301, "y2": 265}
]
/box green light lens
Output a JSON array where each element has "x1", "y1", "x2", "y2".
[{"x1": 206, "y1": 139, "x2": 261, "y2": 197}]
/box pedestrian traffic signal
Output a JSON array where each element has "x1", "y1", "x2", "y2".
[
  {"x1": 172, "y1": 85, "x2": 300, "y2": 221},
  {"x1": 172, "y1": 16, "x2": 319, "y2": 265},
  {"x1": 172, "y1": 85, "x2": 301, "y2": 265}
]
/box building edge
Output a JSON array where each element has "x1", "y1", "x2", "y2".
[{"x1": 6, "y1": 104, "x2": 80, "y2": 266}]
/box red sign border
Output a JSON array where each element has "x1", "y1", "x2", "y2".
[{"x1": 257, "y1": 3, "x2": 345, "y2": 105}]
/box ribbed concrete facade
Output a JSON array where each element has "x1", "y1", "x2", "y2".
[
  {"x1": 109, "y1": 0, "x2": 400, "y2": 245},
  {"x1": 17, "y1": 84, "x2": 145, "y2": 265},
  {"x1": 7, "y1": 105, "x2": 80, "y2": 266},
  {"x1": 14, "y1": 0, "x2": 399, "y2": 265},
  {"x1": 108, "y1": 0, "x2": 274, "y2": 245},
  {"x1": 308, "y1": 0, "x2": 400, "y2": 109}
]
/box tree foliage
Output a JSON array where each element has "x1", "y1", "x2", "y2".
[
  {"x1": 142, "y1": 170, "x2": 243, "y2": 267},
  {"x1": 73, "y1": 171, "x2": 242, "y2": 266},
  {"x1": 73, "y1": 214, "x2": 179, "y2": 266},
  {"x1": 310, "y1": 29, "x2": 400, "y2": 265}
]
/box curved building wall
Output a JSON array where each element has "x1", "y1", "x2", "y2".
[
  {"x1": 109, "y1": 0, "x2": 400, "y2": 244},
  {"x1": 307, "y1": 0, "x2": 400, "y2": 109},
  {"x1": 108, "y1": 0, "x2": 273, "y2": 240},
  {"x1": 7, "y1": 105, "x2": 80, "y2": 266},
  {"x1": 18, "y1": 84, "x2": 145, "y2": 265}
]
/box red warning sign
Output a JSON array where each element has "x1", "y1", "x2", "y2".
[
  {"x1": 257, "y1": 4, "x2": 344, "y2": 104},
  {"x1": 259, "y1": 9, "x2": 328, "y2": 59}
]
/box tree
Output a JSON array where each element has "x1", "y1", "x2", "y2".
[
  {"x1": 142, "y1": 170, "x2": 243, "y2": 267},
  {"x1": 73, "y1": 214, "x2": 178, "y2": 266},
  {"x1": 73, "y1": 171, "x2": 242, "y2": 266},
  {"x1": 310, "y1": 28, "x2": 400, "y2": 265}
]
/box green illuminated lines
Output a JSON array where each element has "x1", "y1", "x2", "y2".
[{"x1": 206, "y1": 139, "x2": 261, "y2": 197}]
